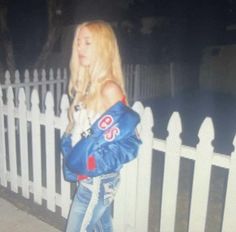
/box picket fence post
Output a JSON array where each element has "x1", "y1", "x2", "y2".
[
  {"x1": 4, "y1": 70, "x2": 11, "y2": 86},
  {"x1": 133, "y1": 65, "x2": 141, "y2": 101},
  {"x1": 113, "y1": 101, "x2": 153, "y2": 232},
  {"x1": 14, "y1": 71, "x2": 20, "y2": 106},
  {"x1": 59, "y1": 94, "x2": 72, "y2": 218},
  {"x1": 31, "y1": 89, "x2": 43, "y2": 204},
  {"x1": 41, "y1": 69, "x2": 47, "y2": 113},
  {"x1": 113, "y1": 101, "x2": 148, "y2": 232},
  {"x1": 33, "y1": 70, "x2": 39, "y2": 93},
  {"x1": 188, "y1": 117, "x2": 214, "y2": 231},
  {"x1": 126, "y1": 64, "x2": 135, "y2": 102},
  {"x1": 24, "y1": 70, "x2": 31, "y2": 110},
  {"x1": 128, "y1": 102, "x2": 145, "y2": 230},
  {"x1": 45, "y1": 92, "x2": 56, "y2": 212},
  {"x1": 221, "y1": 135, "x2": 236, "y2": 231},
  {"x1": 135, "y1": 104, "x2": 153, "y2": 232},
  {"x1": 0, "y1": 87, "x2": 7, "y2": 187},
  {"x1": 49, "y1": 69, "x2": 55, "y2": 97},
  {"x1": 56, "y1": 69, "x2": 62, "y2": 115},
  {"x1": 18, "y1": 88, "x2": 30, "y2": 198},
  {"x1": 63, "y1": 68, "x2": 68, "y2": 94},
  {"x1": 160, "y1": 112, "x2": 182, "y2": 232},
  {"x1": 7, "y1": 87, "x2": 18, "y2": 193},
  {"x1": 4, "y1": 71, "x2": 11, "y2": 104}
]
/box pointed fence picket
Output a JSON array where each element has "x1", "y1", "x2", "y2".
[
  {"x1": 113, "y1": 101, "x2": 154, "y2": 232},
  {"x1": 18, "y1": 88, "x2": 30, "y2": 199},
  {"x1": 56, "y1": 69, "x2": 62, "y2": 116},
  {"x1": 45, "y1": 92, "x2": 56, "y2": 212},
  {"x1": 188, "y1": 118, "x2": 214, "y2": 231},
  {"x1": 31, "y1": 89, "x2": 43, "y2": 204},
  {"x1": 0, "y1": 87, "x2": 7, "y2": 187},
  {"x1": 221, "y1": 136, "x2": 236, "y2": 231},
  {"x1": 7, "y1": 87, "x2": 18, "y2": 192},
  {"x1": 160, "y1": 112, "x2": 182, "y2": 232},
  {"x1": 41, "y1": 70, "x2": 47, "y2": 112},
  {"x1": 24, "y1": 70, "x2": 31, "y2": 109},
  {"x1": 1, "y1": 85, "x2": 236, "y2": 231},
  {"x1": 113, "y1": 101, "x2": 146, "y2": 232},
  {"x1": 14, "y1": 71, "x2": 20, "y2": 106},
  {"x1": 134, "y1": 106, "x2": 153, "y2": 232},
  {"x1": 59, "y1": 93, "x2": 72, "y2": 218},
  {"x1": 33, "y1": 70, "x2": 39, "y2": 93}
]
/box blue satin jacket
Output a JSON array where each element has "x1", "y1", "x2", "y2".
[{"x1": 60, "y1": 101, "x2": 142, "y2": 181}]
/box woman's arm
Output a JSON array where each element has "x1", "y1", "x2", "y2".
[
  {"x1": 101, "y1": 80, "x2": 125, "y2": 110},
  {"x1": 74, "y1": 132, "x2": 142, "y2": 177}
]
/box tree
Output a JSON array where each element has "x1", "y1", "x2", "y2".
[
  {"x1": 33, "y1": 0, "x2": 64, "y2": 69},
  {"x1": 0, "y1": 0, "x2": 15, "y2": 73},
  {"x1": 33, "y1": 0, "x2": 134, "y2": 69}
]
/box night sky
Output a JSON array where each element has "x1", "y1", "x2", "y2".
[
  {"x1": 8, "y1": 0, "x2": 48, "y2": 66},
  {"x1": 4, "y1": 0, "x2": 236, "y2": 67}
]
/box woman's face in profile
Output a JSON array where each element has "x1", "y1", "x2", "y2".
[{"x1": 77, "y1": 26, "x2": 93, "y2": 67}]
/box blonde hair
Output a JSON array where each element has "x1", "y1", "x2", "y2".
[{"x1": 66, "y1": 20, "x2": 126, "y2": 132}]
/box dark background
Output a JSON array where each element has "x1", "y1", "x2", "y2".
[
  {"x1": 4, "y1": 0, "x2": 236, "y2": 155},
  {"x1": 5, "y1": 0, "x2": 236, "y2": 67}
]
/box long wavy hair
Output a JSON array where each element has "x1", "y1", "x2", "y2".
[{"x1": 66, "y1": 20, "x2": 126, "y2": 131}]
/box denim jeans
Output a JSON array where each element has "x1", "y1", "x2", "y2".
[{"x1": 66, "y1": 172, "x2": 120, "y2": 232}]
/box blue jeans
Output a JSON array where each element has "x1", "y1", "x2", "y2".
[{"x1": 66, "y1": 172, "x2": 120, "y2": 232}]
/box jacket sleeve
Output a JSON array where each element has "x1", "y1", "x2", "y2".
[
  {"x1": 60, "y1": 133, "x2": 77, "y2": 182},
  {"x1": 65, "y1": 132, "x2": 142, "y2": 177},
  {"x1": 63, "y1": 101, "x2": 142, "y2": 177}
]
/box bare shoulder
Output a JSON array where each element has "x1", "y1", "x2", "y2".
[
  {"x1": 101, "y1": 80, "x2": 123, "y2": 97},
  {"x1": 101, "y1": 80, "x2": 123, "y2": 108}
]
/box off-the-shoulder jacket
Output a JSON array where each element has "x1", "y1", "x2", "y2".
[{"x1": 60, "y1": 101, "x2": 142, "y2": 181}]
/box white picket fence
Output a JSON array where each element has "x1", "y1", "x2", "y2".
[
  {"x1": 0, "y1": 68, "x2": 68, "y2": 115},
  {"x1": 0, "y1": 86, "x2": 153, "y2": 229},
  {"x1": 1, "y1": 85, "x2": 236, "y2": 231},
  {"x1": 0, "y1": 64, "x2": 171, "y2": 115}
]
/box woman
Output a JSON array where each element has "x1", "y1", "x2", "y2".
[{"x1": 61, "y1": 20, "x2": 141, "y2": 232}]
